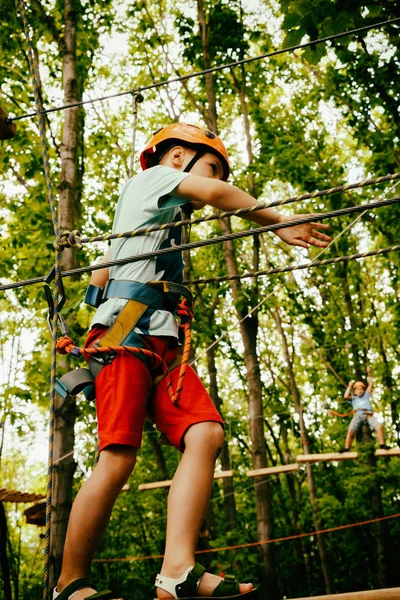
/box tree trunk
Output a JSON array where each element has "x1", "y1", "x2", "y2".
[
  {"x1": 0, "y1": 502, "x2": 12, "y2": 600},
  {"x1": 274, "y1": 307, "x2": 334, "y2": 594},
  {"x1": 50, "y1": 0, "x2": 83, "y2": 588},
  {"x1": 360, "y1": 424, "x2": 389, "y2": 588},
  {"x1": 339, "y1": 263, "x2": 363, "y2": 380},
  {"x1": 219, "y1": 221, "x2": 279, "y2": 598},
  {"x1": 196, "y1": 0, "x2": 218, "y2": 134},
  {"x1": 195, "y1": 2, "x2": 278, "y2": 593},
  {"x1": 205, "y1": 342, "x2": 237, "y2": 529},
  {"x1": 370, "y1": 300, "x2": 400, "y2": 442}
]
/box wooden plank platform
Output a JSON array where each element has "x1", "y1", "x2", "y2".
[
  {"x1": 296, "y1": 449, "x2": 400, "y2": 464},
  {"x1": 376, "y1": 447, "x2": 400, "y2": 457},
  {"x1": 138, "y1": 470, "x2": 234, "y2": 491},
  {"x1": 291, "y1": 587, "x2": 400, "y2": 600},
  {"x1": 247, "y1": 464, "x2": 299, "y2": 477},
  {"x1": 296, "y1": 452, "x2": 358, "y2": 463}
]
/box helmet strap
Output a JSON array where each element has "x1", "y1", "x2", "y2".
[{"x1": 183, "y1": 150, "x2": 204, "y2": 174}]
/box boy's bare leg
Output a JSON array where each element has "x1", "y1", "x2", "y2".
[
  {"x1": 375, "y1": 424, "x2": 385, "y2": 445},
  {"x1": 158, "y1": 422, "x2": 253, "y2": 598},
  {"x1": 344, "y1": 429, "x2": 354, "y2": 450},
  {"x1": 56, "y1": 445, "x2": 137, "y2": 600}
]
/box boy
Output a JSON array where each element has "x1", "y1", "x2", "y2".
[
  {"x1": 54, "y1": 123, "x2": 331, "y2": 600},
  {"x1": 340, "y1": 367, "x2": 389, "y2": 452}
]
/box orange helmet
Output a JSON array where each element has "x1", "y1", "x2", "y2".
[
  {"x1": 139, "y1": 123, "x2": 230, "y2": 181},
  {"x1": 353, "y1": 381, "x2": 366, "y2": 390}
]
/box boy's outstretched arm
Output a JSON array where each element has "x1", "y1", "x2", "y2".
[
  {"x1": 175, "y1": 176, "x2": 331, "y2": 248},
  {"x1": 366, "y1": 366, "x2": 374, "y2": 393},
  {"x1": 344, "y1": 380, "x2": 354, "y2": 400}
]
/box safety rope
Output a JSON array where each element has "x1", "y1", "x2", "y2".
[
  {"x1": 92, "y1": 511, "x2": 400, "y2": 562},
  {"x1": 10, "y1": 17, "x2": 400, "y2": 122},
  {"x1": 15, "y1": 1, "x2": 62, "y2": 598},
  {"x1": 328, "y1": 409, "x2": 354, "y2": 418},
  {"x1": 185, "y1": 244, "x2": 400, "y2": 286},
  {"x1": 51, "y1": 171, "x2": 400, "y2": 249},
  {"x1": 55, "y1": 298, "x2": 194, "y2": 405},
  {"x1": 128, "y1": 92, "x2": 144, "y2": 179},
  {"x1": 2, "y1": 194, "x2": 400, "y2": 293}
]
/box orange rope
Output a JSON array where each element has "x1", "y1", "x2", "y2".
[
  {"x1": 329, "y1": 409, "x2": 354, "y2": 418},
  {"x1": 56, "y1": 300, "x2": 194, "y2": 405},
  {"x1": 92, "y1": 512, "x2": 400, "y2": 563}
]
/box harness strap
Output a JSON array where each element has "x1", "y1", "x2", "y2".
[
  {"x1": 97, "y1": 299, "x2": 149, "y2": 348},
  {"x1": 57, "y1": 286, "x2": 194, "y2": 404}
]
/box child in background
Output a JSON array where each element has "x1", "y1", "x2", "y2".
[{"x1": 340, "y1": 367, "x2": 389, "y2": 452}]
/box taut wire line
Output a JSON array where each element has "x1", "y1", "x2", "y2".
[
  {"x1": 91, "y1": 512, "x2": 400, "y2": 562},
  {"x1": 190, "y1": 178, "x2": 400, "y2": 365},
  {"x1": 1, "y1": 195, "x2": 400, "y2": 293},
  {"x1": 10, "y1": 17, "x2": 400, "y2": 122},
  {"x1": 71, "y1": 172, "x2": 400, "y2": 246}
]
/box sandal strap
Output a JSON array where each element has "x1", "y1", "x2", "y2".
[
  {"x1": 53, "y1": 577, "x2": 93, "y2": 600},
  {"x1": 53, "y1": 578, "x2": 114, "y2": 600},
  {"x1": 155, "y1": 564, "x2": 206, "y2": 598},
  {"x1": 212, "y1": 574, "x2": 240, "y2": 597}
]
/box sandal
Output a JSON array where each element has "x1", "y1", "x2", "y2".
[
  {"x1": 53, "y1": 577, "x2": 116, "y2": 600},
  {"x1": 155, "y1": 563, "x2": 258, "y2": 599}
]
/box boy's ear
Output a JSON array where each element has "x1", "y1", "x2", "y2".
[{"x1": 169, "y1": 145, "x2": 185, "y2": 167}]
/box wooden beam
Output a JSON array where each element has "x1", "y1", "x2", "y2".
[
  {"x1": 247, "y1": 464, "x2": 299, "y2": 477},
  {"x1": 138, "y1": 470, "x2": 234, "y2": 491},
  {"x1": 376, "y1": 448, "x2": 400, "y2": 457},
  {"x1": 296, "y1": 452, "x2": 358, "y2": 464},
  {"x1": 214, "y1": 470, "x2": 234, "y2": 479},
  {"x1": 138, "y1": 480, "x2": 172, "y2": 491},
  {"x1": 291, "y1": 587, "x2": 400, "y2": 599},
  {"x1": 296, "y1": 449, "x2": 400, "y2": 464}
]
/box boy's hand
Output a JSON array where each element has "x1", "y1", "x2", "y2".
[
  {"x1": 349, "y1": 380, "x2": 355, "y2": 386},
  {"x1": 275, "y1": 214, "x2": 331, "y2": 248}
]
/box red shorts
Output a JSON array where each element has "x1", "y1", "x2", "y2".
[{"x1": 85, "y1": 325, "x2": 224, "y2": 452}]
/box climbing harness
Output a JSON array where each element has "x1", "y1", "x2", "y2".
[
  {"x1": 55, "y1": 280, "x2": 194, "y2": 405},
  {"x1": 0, "y1": 106, "x2": 16, "y2": 140}
]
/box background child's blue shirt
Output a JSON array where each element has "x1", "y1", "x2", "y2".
[
  {"x1": 351, "y1": 391, "x2": 373, "y2": 412},
  {"x1": 91, "y1": 166, "x2": 190, "y2": 338}
]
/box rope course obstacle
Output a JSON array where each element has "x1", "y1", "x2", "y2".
[
  {"x1": 2, "y1": 195, "x2": 400, "y2": 292},
  {"x1": 138, "y1": 470, "x2": 234, "y2": 491},
  {"x1": 2, "y1": 5, "x2": 400, "y2": 600},
  {"x1": 138, "y1": 449, "x2": 400, "y2": 487}
]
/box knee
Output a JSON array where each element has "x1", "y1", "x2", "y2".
[
  {"x1": 184, "y1": 421, "x2": 224, "y2": 455},
  {"x1": 97, "y1": 445, "x2": 137, "y2": 487}
]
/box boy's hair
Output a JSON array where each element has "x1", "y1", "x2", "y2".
[{"x1": 140, "y1": 123, "x2": 230, "y2": 181}]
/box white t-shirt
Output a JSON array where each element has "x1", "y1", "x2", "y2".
[
  {"x1": 352, "y1": 391, "x2": 373, "y2": 412},
  {"x1": 91, "y1": 165, "x2": 191, "y2": 338}
]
